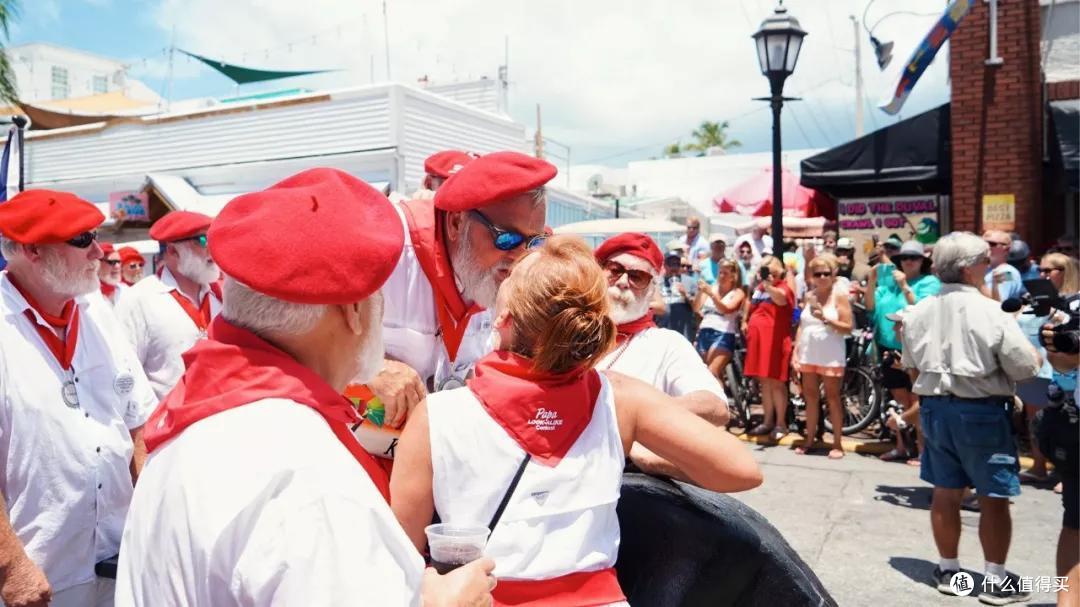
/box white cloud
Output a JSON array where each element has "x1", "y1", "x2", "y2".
[{"x1": 144, "y1": 0, "x2": 952, "y2": 163}]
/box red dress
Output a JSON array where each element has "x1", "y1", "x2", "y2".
[{"x1": 744, "y1": 282, "x2": 794, "y2": 382}]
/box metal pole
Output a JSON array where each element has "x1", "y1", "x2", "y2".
[
  {"x1": 770, "y1": 81, "x2": 784, "y2": 248},
  {"x1": 985, "y1": 0, "x2": 1003, "y2": 66},
  {"x1": 383, "y1": 0, "x2": 392, "y2": 80},
  {"x1": 13, "y1": 115, "x2": 26, "y2": 193}
]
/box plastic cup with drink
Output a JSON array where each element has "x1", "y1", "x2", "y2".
[{"x1": 425, "y1": 523, "x2": 490, "y2": 574}]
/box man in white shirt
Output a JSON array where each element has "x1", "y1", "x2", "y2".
[
  {"x1": 115, "y1": 211, "x2": 222, "y2": 400},
  {"x1": 368, "y1": 152, "x2": 555, "y2": 430},
  {"x1": 900, "y1": 231, "x2": 1041, "y2": 604},
  {"x1": 97, "y1": 242, "x2": 127, "y2": 306},
  {"x1": 593, "y1": 232, "x2": 729, "y2": 480},
  {"x1": 734, "y1": 226, "x2": 774, "y2": 261},
  {"x1": 116, "y1": 168, "x2": 495, "y2": 607},
  {"x1": 0, "y1": 189, "x2": 156, "y2": 607}
]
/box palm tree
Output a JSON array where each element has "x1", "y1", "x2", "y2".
[
  {"x1": 685, "y1": 120, "x2": 740, "y2": 154},
  {"x1": 0, "y1": 0, "x2": 19, "y2": 104},
  {"x1": 662, "y1": 141, "x2": 683, "y2": 157}
]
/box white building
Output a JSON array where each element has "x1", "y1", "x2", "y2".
[{"x1": 6, "y1": 43, "x2": 159, "y2": 104}]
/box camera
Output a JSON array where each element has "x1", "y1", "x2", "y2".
[
  {"x1": 759, "y1": 266, "x2": 771, "y2": 281},
  {"x1": 1002, "y1": 280, "x2": 1080, "y2": 354}
]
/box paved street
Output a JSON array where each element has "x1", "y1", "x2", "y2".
[{"x1": 735, "y1": 442, "x2": 1064, "y2": 606}]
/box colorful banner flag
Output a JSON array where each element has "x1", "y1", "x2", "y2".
[{"x1": 880, "y1": 0, "x2": 974, "y2": 116}]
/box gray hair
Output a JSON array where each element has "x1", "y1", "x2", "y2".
[
  {"x1": 528, "y1": 187, "x2": 547, "y2": 207},
  {"x1": 932, "y1": 232, "x2": 989, "y2": 284},
  {"x1": 0, "y1": 237, "x2": 21, "y2": 260},
  {"x1": 222, "y1": 277, "x2": 328, "y2": 338}
]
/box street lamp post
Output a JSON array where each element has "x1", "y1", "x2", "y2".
[{"x1": 752, "y1": 2, "x2": 806, "y2": 249}]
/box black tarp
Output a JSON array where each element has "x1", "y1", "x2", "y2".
[
  {"x1": 800, "y1": 103, "x2": 950, "y2": 198},
  {"x1": 1050, "y1": 99, "x2": 1079, "y2": 192}
]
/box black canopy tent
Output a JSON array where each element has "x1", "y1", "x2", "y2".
[{"x1": 799, "y1": 104, "x2": 950, "y2": 198}]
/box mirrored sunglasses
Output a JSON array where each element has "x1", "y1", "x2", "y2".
[
  {"x1": 469, "y1": 210, "x2": 546, "y2": 252},
  {"x1": 177, "y1": 234, "x2": 209, "y2": 248}
]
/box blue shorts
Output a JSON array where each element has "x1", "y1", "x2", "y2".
[
  {"x1": 919, "y1": 396, "x2": 1021, "y2": 498},
  {"x1": 696, "y1": 328, "x2": 736, "y2": 357}
]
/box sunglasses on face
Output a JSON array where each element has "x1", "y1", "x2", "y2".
[
  {"x1": 812, "y1": 271, "x2": 833, "y2": 278},
  {"x1": 126, "y1": 262, "x2": 144, "y2": 270},
  {"x1": 469, "y1": 210, "x2": 546, "y2": 252},
  {"x1": 986, "y1": 241, "x2": 1010, "y2": 248},
  {"x1": 103, "y1": 259, "x2": 121, "y2": 267},
  {"x1": 1039, "y1": 266, "x2": 1061, "y2": 275},
  {"x1": 66, "y1": 231, "x2": 98, "y2": 249},
  {"x1": 177, "y1": 234, "x2": 209, "y2": 248},
  {"x1": 604, "y1": 261, "x2": 653, "y2": 290}
]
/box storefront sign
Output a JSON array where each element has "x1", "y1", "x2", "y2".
[
  {"x1": 981, "y1": 193, "x2": 1016, "y2": 231},
  {"x1": 108, "y1": 191, "x2": 149, "y2": 222},
  {"x1": 838, "y1": 195, "x2": 941, "y2": 264}
]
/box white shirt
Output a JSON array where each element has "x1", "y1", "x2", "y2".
[
  {"x1": 382, "y1": 205, "x2": 493, "y2": 390},
  {"x1": 99, "y1": 282, "x2": 128, "y2": 308},
  {"x1": 116, "y1": 399, "x2": 425, "y2": 607},
  {"x1": 0, "y1": 272, "x2": 155, "y2": 595},
  {"x1": 734, "y1": 234, "x2": 773, "y2": 260},
  {"x1": 114, "y1": 268, "x2": 221, "y2": 400},
  {"x1": 428, "y1": 378, "x2": 623, "y2": 581},
  {"x1": 599, "y1": 327, "x2": 727, "y2": 401},
  {"x1": 901, "y1": 283, "x2": 1042, "y2": 398}
]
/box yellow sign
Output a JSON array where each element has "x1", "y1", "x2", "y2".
[{"x1": 982, "y1": 194, "x2": 1015, "y2": 231}]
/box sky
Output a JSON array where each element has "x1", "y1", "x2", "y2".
[{"x1": 12, "y1": 0, "x2": 953, "y2": 166}]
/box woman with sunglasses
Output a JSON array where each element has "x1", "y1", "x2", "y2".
[
  {"x1": 866, "y1": 240, "x2": 941, "y2": 464},
  {"x1": 391, "y1": 236, "x2": 761, "y2": 605},
  {"x1": 744, "y1": 255, "x2": 796, "y2": 443},
  {"x1": 694, "y1": 259, "x2": 745, "y2": 389},
  {"x1": 792, "y1": 255, "x2": 852, "y2": 459}
]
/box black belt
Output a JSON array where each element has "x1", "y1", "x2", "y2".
[{"x1": 922, "y1": 394, "x2": 1010, "y2": 406}]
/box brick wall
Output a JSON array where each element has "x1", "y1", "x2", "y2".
[
  {"x1": 949, "y1": 0, "x2": 1043, "y2": 243},
  {"x1": 1048, "y1": 80, "x2": 1080, "y2": 102}
]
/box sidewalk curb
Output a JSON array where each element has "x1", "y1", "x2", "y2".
[{"x1": 734, "y1": 432, "x2": 1039, "y2": 469}]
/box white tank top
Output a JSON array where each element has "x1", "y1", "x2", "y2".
[
  {"x1": 427, "y1": 374, "x2": 624, "y2": 581},
  {"x1": 796, "y1": 295, "x2": 846, "y2": 368},
  {"x1": 699, "y1": 289, "x2": 741, "y2": 333}
]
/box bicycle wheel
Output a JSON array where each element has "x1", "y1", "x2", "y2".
[
  {"x1": 724, "y1": 363, "x2": 750, "y2": 428},
  {"x1": 823, "y1": 366, "x2": 880, "y2": 435}
]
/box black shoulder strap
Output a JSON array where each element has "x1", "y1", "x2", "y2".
[{"x1": 487, "y1": 453, "x2": 531, "y2": 534}]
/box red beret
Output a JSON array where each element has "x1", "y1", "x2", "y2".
[
  {"x1": 209, "y1": 168, "x2": 404, "y2": 305},
  {"x1": 594, "y1": 232, "x2": 663, "y2": 273},
  {"x1": 100, "y1": 242, "x2": 115, "y2": 256},
  {"x1": 150, "y1": 210, "x2": 213, "y2": 242},
  {"x1": 118, "y1": 247, "x2": 142, "y2": 264},
  {"x1": 0, "y1": 189, "x2": 104, "y2": 244},
  {"x1": 434, "y1": 151, "x2": 556, "y2": 212},
  {"x1": 424, "y1": 150, "x2": 476, "y2": 179}
]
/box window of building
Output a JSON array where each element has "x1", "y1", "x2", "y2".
[
  {"x1": 92, "y1": 75, "x2": 107, "y2": 94},
  {"x1": 50, "y1": 66, "x2": 69, "y2": 99}
]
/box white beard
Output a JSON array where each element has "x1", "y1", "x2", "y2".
[
  {"x1": 177, "y1": 245, "x2": 220, "y2": 286},
  {"x1": 450, "y1": 222, "x2": 504, "y2": 309},
  {"x1": 40, "y1": 249, "x2": 99, "y2": 298},
  {"x1": 607, "y1": 285, "x2": 652, "y2": 325},
  {"x1": 100, "y1": 272, "x2": 121, "y2": 286}
]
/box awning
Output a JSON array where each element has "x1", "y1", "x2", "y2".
[
  {"x1": 713, "y1": 166, "x2": 835, "y2": 219},
  {"x1": 179, "y1": 50, "x2": 334, "y2": 85},
  {"x1": 144, "y1": 173, "x2": 237, "y2": 217},
  {"x1": 1050, "y1": 99, "x2": 1079, "y2": 192},
  {"x1": 800, "y1": 103, "x2": 950, "y2": 197},
  {"x1": 554, "y1": 217, "x2": 684, "y2": 235}
]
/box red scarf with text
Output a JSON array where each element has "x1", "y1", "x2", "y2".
[
  {"x1": 467, "y1": 351, "x2": 601, "y2": 467},
  {"x1": 143, "y1": 316, "x2": 390, "y2": 502},
  {"x1": 9, "y1": 276, "x2": 80, "y2": 370},
  {"x1": 400, "y1": 199, "x2": 483, "y2": 363},
  {"x1": 615, "y1": 310, "x2": 656, "y2": 344}
]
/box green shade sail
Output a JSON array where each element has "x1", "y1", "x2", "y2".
[{"x1": 179, "y1": 49, "x2": 334, "y2": 85}]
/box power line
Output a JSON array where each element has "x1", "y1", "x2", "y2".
[
  {"x1": 796, "y1": 102, "x2": 833, "y2": 147},
  {"x1": 786, "y1": 105, "x2": 816, "y2": 149}
]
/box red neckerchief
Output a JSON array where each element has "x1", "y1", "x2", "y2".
[
  {"x1": 144, "y1": 316, "x2": 390, "y2": 502},
  {"x1": 615, "y1": 310, "x2": 656, "y2": 344},
  {"x1": 399, "y1": 199, "x2": 483, "y2": 363},
  {"x1": 493, "y1": 568, "x2": 625, "y2": 607},
  {"x1": 167, "y1": 278, "x2": 223, "y2": 332},
  {"x1": 467, "y1": 351, "x2": 601, "y2": 467},
  {"x1": 100, "y1": 281, "x2": 117, "y2": 298},
  {"x1": 8, "y1": 275, "x2": 80, "y2": 370},
  {"x1": 122, "y1": 278, "x2": 135, "y2": 286}
]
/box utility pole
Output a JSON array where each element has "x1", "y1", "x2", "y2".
[
  {"x1": 383, "y1": 0, "x2": 392, "y2": 81},
  {"x1": 851, "y1": 15, "x2": 864, "y2": 138},
  {"x1": 534, "y1": 104, "x2": 544, "y2": 159}
]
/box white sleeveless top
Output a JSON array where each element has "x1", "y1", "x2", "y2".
[
  {"x1": 427, "y1": 374, "x2": 624, "y2": 581},
  {"x1": 699, "y1": 290, "x2": 741, "y2": 333},
  {"x1": 795, "y1": 296, "x2": 846, "y2": 368}
]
